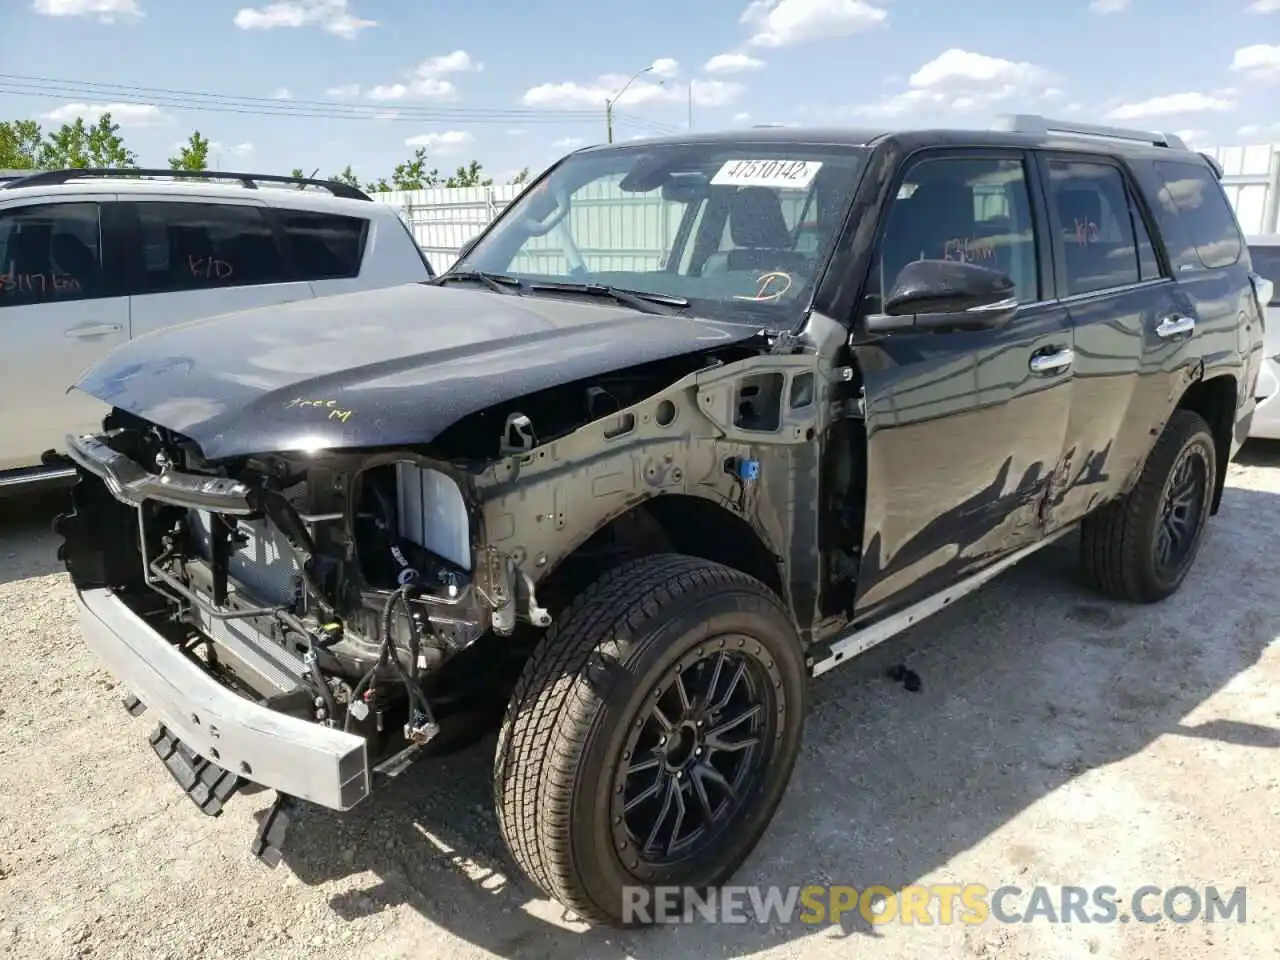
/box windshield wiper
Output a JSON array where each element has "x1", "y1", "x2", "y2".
[
  {"x1": 430, "y1": 270, "x2": 523, "y2": 295},
  {"x1": 527, "y1": 280, "x2": 689, "y2": 315}
]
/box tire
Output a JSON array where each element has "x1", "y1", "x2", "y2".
[
  {"x1": 1080, "y1": 409, "x2": 1217, "y2": 603},
  {"x1": 493, "y1": 553, "x2": 807, "y2": 927}
]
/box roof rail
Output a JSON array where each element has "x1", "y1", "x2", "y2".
[
  {"x1": 993, "y1": 113, "x2": 1188, "y2": 151},
  {"x1": 0, "y1": 167, "x2": 372, "y2": 201}
]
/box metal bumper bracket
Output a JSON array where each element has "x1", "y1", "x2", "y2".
[{"x1": 149, "y1": 723, "x2": 243, "y2": 817}]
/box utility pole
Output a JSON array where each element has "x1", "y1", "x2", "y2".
[{"x1": 605, "y1": 64, "x2": 654, "y2": 144}]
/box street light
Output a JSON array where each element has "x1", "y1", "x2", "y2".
[{"x1": 605, "y1": 65, "x2": 653, "y2": 143}]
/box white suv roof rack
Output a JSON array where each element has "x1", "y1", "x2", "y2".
[{"x1": 993, "y1": 113, "x2": 1188, "y2": 151}]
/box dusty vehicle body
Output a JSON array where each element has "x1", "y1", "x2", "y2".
[{"x1": 57, "y1": 116, "x2": 1262, "y2": 925}]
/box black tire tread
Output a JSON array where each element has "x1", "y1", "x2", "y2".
[
  {"x1": 493, "y1": 553, "x2": 789, "y2": 924},
  {"x1": 1080, "y1": 408, "x2": 1214, "y2": 602}
]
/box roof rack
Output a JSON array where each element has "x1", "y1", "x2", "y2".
[
  {"x1": 993, "y1": 114, "x2": 1188, "y2": 151},
  {"x1": 0, "y1": 167, "x2": 372, "y2": 201}
]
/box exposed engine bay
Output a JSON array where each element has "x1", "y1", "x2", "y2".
[{"x1": 56, "y1": 411, "x2": 524, "y2": 755}]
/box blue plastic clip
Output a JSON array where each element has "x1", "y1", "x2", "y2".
[{"x1": 738, "y1": 458, "x2": 761, "y2": 481}]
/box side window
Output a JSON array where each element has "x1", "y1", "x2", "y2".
[
  {"x1": 870, "y1": 156, "x2": 1039, "y2": 310},
  {"x1": 277, "y1": 210, "x2": 368, "y2": 281},
  {"x1": 1151, "y1": 160, "x2": 1243, "y2": 271},
  {"x1": 133, "y1": 202, "x2": 287, "y2": 295},
  {"x1": 1131, "y1": 190, "x2": 1163, "y2": 282},
  {"x1": 1046, "y1": 160, "x2": 1144, "y2": 296},
  {"x1": 0, "y1": 202, "x2": 103, "y2": 307}
]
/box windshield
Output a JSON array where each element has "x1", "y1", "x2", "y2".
[
  {"x1": 454, "y1": 141, "x2": 869, "y2": 324},
  {"x1": 1249, "y1": 244, "x2": 1280, "y2": 306}
]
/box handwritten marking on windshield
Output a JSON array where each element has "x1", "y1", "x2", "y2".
[
  {"x1": 733, "y1": 271, "x2": 793, "y2": 302},
  {"x1": 285, "y1": 397, "x2": 354, "y2": 422}
]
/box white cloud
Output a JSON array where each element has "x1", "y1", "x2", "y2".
[
  {"x1": 552, "y1": 137, "x2": 586, "y2": 149},
  {"x1": 403, "y1": 130, "x2": 475, "y2": 154},
  {"x1": 1238, "y1": 121, "x2": 1280, "y2": 138},
  {"x1": 367, "y1": 50, "x2": 477, "y2": 102},
  {"x1": 705, "y1": 52, "x2": 766, "y2": 73},
  {"x1": 326, "y1": 83, "x2": 360, "y2": 97},
  {"x1": 1172, "y1": 129, "x2": 1208, "y2": 147},
  {"x1": 734, "y1": 111, "x2": 753, "y2": 121},
  {"x1": 270, "y1": 86, "x2": 292, "y2": 99},
  {"x1": 367, "y1": 84, "x2": 407, "y2": 101},
  {"x1": 851, "y1": 48, "x2": 1055, "y2": 118},
  {"x1": 32, "y1": 0, "x2": 140, "y2": 20},
  {"x1": 522, "y1": 74, "x2": 744, "y2": 109},
  {"x1": 233, "y1": 1, "x2": 375, "y2": 38},
  {"x1": 650, "y1": 58, "x2": 680, "y2": 79},
  {"x1": 43, "y1": 102, "x2": 169, "y2": 127},
  {"x1": 741, "y1": 0, "x2": 887, "y2": 48},
  {"x1": 1089, "y1": 0, "x2": 1130, "y2": 12},
  {"x1": 1249, "y1": 0, "x2": 1280, "y2": 10},
  {"x1": 1105, "y1": 92, "x2": 1236, "y2": 121},
  {"x1": 1230, "y1": 44, "x2": 1280, "y2": 81}
]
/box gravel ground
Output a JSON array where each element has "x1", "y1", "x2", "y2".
[{"x1": 1, "y1": 452, "x2": 1278, "y2": 960}]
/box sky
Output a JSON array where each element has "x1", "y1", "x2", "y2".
[{"x1": 2, "y1": 0, "x2": 1280, "y2": 185}]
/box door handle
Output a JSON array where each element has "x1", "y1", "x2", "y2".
[
  {"x1": 1155, "y1": 314, "x2": 1195, "y2": 339},
  {"x1": 1030, "y1": 347, "x2": 1074, "y2": 375},
  {"x1": 65, "y1": 322, "x2": 122, "y2": 339}
]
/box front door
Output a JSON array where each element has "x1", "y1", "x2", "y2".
[
  {"x1": 0, "y1": 196, "x2": 129, "y2": 470},
  {"x1": 850, "y1": 150, "x2": 1074, "y2": 619}
]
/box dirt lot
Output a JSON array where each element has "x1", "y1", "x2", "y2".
[{"x1": 1, "y1": 452, "x2": 1278, "y2": 960}]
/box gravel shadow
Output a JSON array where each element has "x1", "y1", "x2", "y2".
[{"x1": 0, "y1": 488, "x2": 71, "y2": 585}]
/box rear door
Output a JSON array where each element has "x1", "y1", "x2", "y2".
[
  {"x1": 850, "y1": 148, "x2": 1075, "y2": 618},
  {"x1": 118, "y1": 197, "x2": 315, "y2": 338},
  {"x1": 1036, "y1": 152, "x2": 1186, "y2": 525},
  {"x1": 0, "y1": 196, "x2": 129, "y2": 469}
]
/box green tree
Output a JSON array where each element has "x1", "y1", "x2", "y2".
[
  {"x1": 507, "y1": 167, "x2": 530, "y2": 186},
  {"x1": 168, "y1": 130, "x2": 210, "y2": 171},
  {"x1": 327, "y1": 165, "x2": 360, "y2": 187},
  {"x1": 390, "y1": 147, "x2": 441, "y2": 190},
  {"x1": 445, "y1": 159, "x2": 492, "y2": 188},
  {"x1": 36, "y1": 113, "x2": 137, "y2": 169},
  {"x1": 0, "y1": 120, "x2": 45, "y2": 169}
]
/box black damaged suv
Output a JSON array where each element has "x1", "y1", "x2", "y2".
[{"x1": 56, "y1": 114, "x2": 1263, "y2": 926}]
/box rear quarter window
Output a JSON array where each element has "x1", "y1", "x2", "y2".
[
  {"x1": 276, "y1": 210, "x2": 368, "y2": 281},
  {"x1": 1150, "y1": 160, "x2": 1244, "y2": 271}
]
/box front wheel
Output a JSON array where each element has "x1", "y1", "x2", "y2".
[
  {"x1": 493, "y1": 554, "x2": 807, "y2": 927},
  {"x1": 1080, "y1": 408, "x2": 1217, "y2": 602}
]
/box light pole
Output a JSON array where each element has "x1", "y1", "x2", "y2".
[{"x1": 605, "y1": 65, "x2": 653, "y2": 144}]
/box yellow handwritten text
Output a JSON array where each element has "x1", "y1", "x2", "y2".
[{"x1": 285, "y1": 397, "x2": 354, "y2": 423}]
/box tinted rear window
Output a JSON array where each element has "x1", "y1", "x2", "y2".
[
  {"x1": 1151, "y1": 160, "x2": 1243, "y2": 270},
  {"x1": 276, "y1": 210, "x2": 367, "y2": 280},
  {"x1": 1249, "y1": 244, "x2": 1280, "y2": 305}
]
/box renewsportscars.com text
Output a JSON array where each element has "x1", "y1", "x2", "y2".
[{"x1": 621, "y1": 884, "x2": 1249, "y2": 926}]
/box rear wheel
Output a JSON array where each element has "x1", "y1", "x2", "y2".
[
  {"x1": 493, "y1": 553, "x2": 807, "y2": 927},
  {"x1": 1080, "y1": 409, "x2": 1217, "y2": 602}
]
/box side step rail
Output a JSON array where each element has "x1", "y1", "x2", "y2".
[{"x1": 808, "y1": 526, "x2": 1076, "y2": 678}]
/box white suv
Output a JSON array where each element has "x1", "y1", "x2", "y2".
[{"x1": 0, "y1": 169, "x2": 432, "y2": 492}]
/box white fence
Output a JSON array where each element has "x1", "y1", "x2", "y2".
[{"x1": 372, "y1": 141, "x2": 1280, "y2": 271}]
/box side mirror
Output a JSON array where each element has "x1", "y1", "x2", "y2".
[
  {"x1": 457, "y1": 235, "x2": 480, "y2": 261},
  {"x1": 868, "y1": 259, "x2": 1018, "y2": 333}
]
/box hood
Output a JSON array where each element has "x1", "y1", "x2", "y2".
[{"x1": 73, "y1": 282, "x2": 763, "y2": 460}]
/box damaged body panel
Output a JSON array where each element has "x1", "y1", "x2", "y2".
[{"x1": 55, "y1": 120, "x2": 1260, "y2": 927}]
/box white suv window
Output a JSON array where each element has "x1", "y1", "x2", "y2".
[
  {"x1": 277, "y1": 209, "x2": 368, "y2": 280},
  {"x1": 0, "y1": 202, "x2": 103, "y2": 306},
  {"x1": 132, "y1": 201, "x2": 287, "y2": 293}
]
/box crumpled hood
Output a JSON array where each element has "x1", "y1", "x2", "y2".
[{"x1": 73, "y1": 282, "x2": 761, "y2": 460}]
